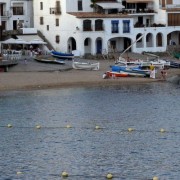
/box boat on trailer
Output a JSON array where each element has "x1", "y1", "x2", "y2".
[{"x1": 51, "y1": 51, "x2": 74, "y2": 60}]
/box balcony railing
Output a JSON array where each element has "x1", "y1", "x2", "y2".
[{"x1": 2, "y1": 29, "x2": 23, "y2": 36}]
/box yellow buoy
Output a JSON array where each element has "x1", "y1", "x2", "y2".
[
  {"x1": 36, "y1": 125, "x2": 41, "y2": 129},
  {"x1": 61, "y1": 171, "x2": 68, "y2": 177},
  {"x1": 16, "y1": 171, "x2": 23, "y2": 175},
  {"x1": 66, "y1": 125, "x2": 72, "y2": 128},
  {"x1": 128, "y1": 128, "x2": 134, "y2": 132},
  {"x1": 95, "y1": 125, "x2": 100, "y2": 129},
  {"x1": 153, "y1": 176, "x2": 159, "y2": 180},
  {"x1": 160, "y1": 128, "x2": 165, "y2": 133},
  {"x1": 7, "y1": 124, "x2": 12, "y2": 128},
  {"x1": 106, "y1": 173, "x2": 113, "y2": 179}
]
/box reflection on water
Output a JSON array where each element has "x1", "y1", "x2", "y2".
[{"x1": 0, "y1": 82, "x2": 180, "y2": 179}]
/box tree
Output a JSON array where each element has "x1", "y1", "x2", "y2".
[{"x1": 90, "y1": 0, "x2": 97, "y2": 12}]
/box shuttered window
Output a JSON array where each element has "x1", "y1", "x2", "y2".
[{"x1": 168, "y1": 13, "x2": 180, "y2": 26}]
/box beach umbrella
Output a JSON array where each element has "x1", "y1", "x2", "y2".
[{"x1": 29, "y1": 39, "x2": 47, "y2": 44}]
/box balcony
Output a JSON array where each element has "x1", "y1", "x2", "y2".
[
  {"x1": 50, "y1": 7, "x2": 61, "y2": 15},
  {"x1": 1, "y1": 11, "x2": 11, "y2": 20},
  {"x1": 2, "y1": 29, "x2": 23, "y2": 36}
]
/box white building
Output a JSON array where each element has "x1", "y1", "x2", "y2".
[
  {"x1": 0, "y1": 0, "x2": 34, "y2": 33},
  {"x1": 33, "y1": 0, "x2": 180, "y2": 56}
]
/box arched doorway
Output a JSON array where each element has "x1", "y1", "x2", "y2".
[
  {"x1": 156, "y1": 33, "x2": 163, "y2": 47},
  {"x1": 67, "y1": 37, "x2": 76, "y2": 53},
  {"x1": 146, "y1": 33, "x2": 153, "y2": 47},
  {"x1": 96, "y1": 37, "x2": 102, "y2": 54},
  {"x1": 84, "y1": 38, "x2": 92, "y2": 55}
]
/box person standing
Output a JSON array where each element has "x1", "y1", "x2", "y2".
[{"x1": 150, "y1": 64, "x2": 155, "y2": 79}]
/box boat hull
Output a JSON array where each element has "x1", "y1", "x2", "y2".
[
  {"x1": 34, "y1": 57, "x2": 65, "y2": 64},
  {"x1": 51, "y1": 51, "x2": 74, "y2": 60},
  {"x1": 106, "y1": 71, "x2": 128, "y2": 77},
  {"x1": 72, "y1": 60, "x2": 99, "y2": 70}
]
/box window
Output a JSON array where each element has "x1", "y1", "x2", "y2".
[
  {"x1": 123, "y1": 20, "x2": 130, "y2": 33},
  {"x1": 55, "y1": 1, "x2": 61, "y2": 14},
  {"x1": 111, "y1": 20, "x2": 119, "y2": 33},
  {"x1": 47, "y1": 25, "x2": 49, "y2": 31},
  {"x1": 40, "y1": 17, "x2": 44, "y2": 25},
  {"x1": 83, "y1": 20, "x2": 92, "y2": 31},
  {"x1": 78, "y1": 0, "x2": 83, "y2": 11},
  {"x1": 95, "y1": 19, "x2": 103, "y2": 31},
  {"x1": 12, "y1": 7, "x2": 23, "y2": 15},
  {"x1": 56, "y1": 35, "x2": 60, "y2": 43},
  {"x1": 56, "y1": 18, "x2": 59, "y2": 26},
  {"x1": 40, "y1": 2, "x2": 43, "y2": 10}
]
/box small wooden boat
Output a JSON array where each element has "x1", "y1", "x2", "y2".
[
  {"x1": 51, "y1": 51, "x2": 74, "y2": 60},
  {"x1": 72, "y1": 60, "x2": 99, "y2": 70},
  {"x1": 106, "y1": 71, "x2": 128, "y2": 77},
  {"x1": 34, "y1": 57, "x2": 65, "y2": 64}
]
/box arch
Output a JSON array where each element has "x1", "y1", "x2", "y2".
[
  {"x1": 146, "y1": 33, "x2": 153, "y2": 47},
  {"x1": 96, "y1": 37, "x2": 103, "y2": 54},
  {"x1": 156, "y1": 33, "x2": 163, "y2": 47},
  {"x1": 136, "y1": 33, "x2": 143, "y2": 48},
  {"x1": 167, "y1": 31, "x2": 180, "y2": 45},
  {"x1": 107, "y1": 37, "x2": 132, "y2": 54},
  {"x1": 67, "y1": 37, "x2": 76, "y2": 53},
  {"x1": 84, "y1": 37, "x2": 92, "y2": 55}
]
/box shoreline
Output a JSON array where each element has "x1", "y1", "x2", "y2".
[{"x1": 0, "y1": 55, "x2": 179, "y2": 91}]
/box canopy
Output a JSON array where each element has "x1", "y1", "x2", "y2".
[
  {"x1": 96, "y1": 3, "x2": 125, "y2": 9},
  {"x1": 29, "y1": 39, "x2": 47, "y2": 44},
  {"x1": 2, "y1": 38, "x2": 19, "y2": 44}
]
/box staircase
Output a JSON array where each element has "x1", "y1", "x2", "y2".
[{"x1": 37, "y1": 30, "x2": 54, "y2": 50}]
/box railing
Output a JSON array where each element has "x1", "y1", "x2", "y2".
[
  {"x1": 2, "y1": 29, "x2": 23, "y2": 36},
  {"x1": 166, "y1": 4, "x2": 180, "y2": 9}
]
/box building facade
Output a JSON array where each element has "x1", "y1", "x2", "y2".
[
  {"x1": 33, "y1": 0, "x2": 180, "y2": 56},
  {"x1": 0, "y1": 0, "x2": 34, "y2": 41}
]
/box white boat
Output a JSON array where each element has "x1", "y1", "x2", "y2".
[{"x1": 72, "y1": 60, "x2": 99, "y2": 70}]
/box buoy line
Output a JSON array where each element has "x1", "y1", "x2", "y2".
[{"x1": 1, "y1": 125, "x2": 180, "y2": 134}]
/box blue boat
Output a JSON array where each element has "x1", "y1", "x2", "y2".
[
  {"x1": 51, "y1": 51, "x2": 74, "y2": 60},
  {"x1": 111, "y1": 65, "x2": 150, "y2": 77}
]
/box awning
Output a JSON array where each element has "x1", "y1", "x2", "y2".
[
  {"x1": 17, "y1": 35, "x2": 47, "y2": 44},
  {"x1": 126, "y1": 0, "x2": 153, "y2": 3},
  {"x1": 96, "y1": 3, "x2": 125, "y2": 9},
  {"x1": 1, "y1": 38, "x2": 29, "y2": 44}
]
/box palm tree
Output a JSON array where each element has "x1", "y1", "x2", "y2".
[{"x1": 90, "y1": 0, "x2": 97, "y2": 12}]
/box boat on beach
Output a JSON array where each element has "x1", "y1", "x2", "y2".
[
  {"x1": 51, "y1": 51, "x2": 74, "y2": 60},
  {"x1": 34, "y1": 57, "x2": 65, "y2": 64},
  {"x1": 72, "y1": 60, "x2": 99, "y2": 70},
  {"x1": 106, "y1": 71, "x2": 129, "y2": 78},
  {"x1": 111, "y1": 65, "x2": 151, "y2": 77}
]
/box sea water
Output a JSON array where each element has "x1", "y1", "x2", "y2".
[{"x1": 0, "y1": 82, "x2": 179, "y2": 180}]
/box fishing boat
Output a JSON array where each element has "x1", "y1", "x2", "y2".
[
  {"x1": 111, "y1": 65, "x2": 151, "y2": 77},
  {"x1": 106, "y1": 71, "x2": 128, "y2": 78},
  {"x1": 34, "y1": 57, "x2": 65, "y2": 64},
  {"x1": 51, "y1": 51, "x2": 74, "y2": 60},
  {"x1": 72, "y1": 60, "x2": 99, "y2": 70}
]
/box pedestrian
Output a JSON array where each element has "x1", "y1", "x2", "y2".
[
  {"x1": 24, "y1": 58, "x2": 27, "y2": 64},
  {"x1": 150, "y1": 64, "x2": 155, "y2": 79},
  {"x1": 161, "y1": 67, "x2": 167, "y2": 80}
]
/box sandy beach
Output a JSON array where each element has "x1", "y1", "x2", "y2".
[{"x1": 0, "y1": 53, "x2": 180, "y2": 91}]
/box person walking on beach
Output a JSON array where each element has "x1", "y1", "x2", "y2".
[{"x1": 161, "y1": 67, "x2": 168, "y2": 80}]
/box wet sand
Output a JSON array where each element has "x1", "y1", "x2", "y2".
[{"x1": 0, "y1": 55, "x2": 179, "y2": 91}]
